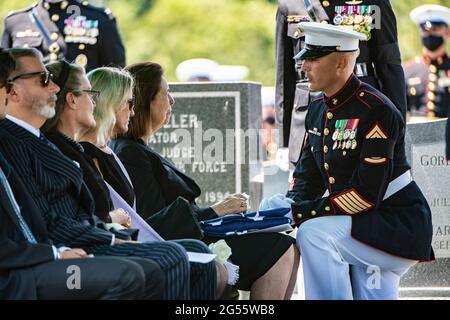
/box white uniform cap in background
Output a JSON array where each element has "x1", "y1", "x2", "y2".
[
  {"x1": 261, "y1": 87, "x2": 275, "y2": 108},
  {"x1": 176, "y1": 58, "x2": 249, "y2": 82},
  {"x1": 410, "y1": 4, "x2": 450, "y2": 27}
]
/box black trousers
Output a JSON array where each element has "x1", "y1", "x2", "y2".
[
  {"x1": 33, "y1": 256, "x2": 164, "y2": 299},
  {"x1": 89, "y1": 239, "x2": 216, "y2": 300}
]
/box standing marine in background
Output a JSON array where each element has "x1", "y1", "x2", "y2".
[
  {"x1": 403, "y1": 4, "x2": 450, "y2": 119},
  {"x1": 275, "y1": 0, "x2": 407, "y2": 164},
  {"x1": 2, "y1": 0, "x2": 125, "y2": 72}
]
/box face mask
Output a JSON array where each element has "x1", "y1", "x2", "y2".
[{"x1": 422, "y1": 35, "x2": 444, "y2": 51}]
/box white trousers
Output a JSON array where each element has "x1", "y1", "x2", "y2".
[{"x1": 296, "y1": 216, "x2": 417, "y2": 300}]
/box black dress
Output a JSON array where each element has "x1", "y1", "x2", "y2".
[
  {"x1": 111, "y1": 137, "x2": 295, "y2": 290},
  {"x1": 81, "y1": 142, "x2": 136, "y2": 208}
]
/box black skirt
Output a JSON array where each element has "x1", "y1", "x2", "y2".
[{"x1": 203, "y1": 233, "x2": 295, "y2": 291}]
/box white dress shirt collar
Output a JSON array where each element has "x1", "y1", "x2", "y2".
[{"x1": 5, "y1": 114, "x2": 41, "y2": 138}]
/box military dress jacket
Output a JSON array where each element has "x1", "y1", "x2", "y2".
[
  {"x1": 275, "y1": 0, "x2": 407, "y2": 162},
  {"x1": 1, "y1": 0, "x2": 125, "y2": 72},
  {"x1": 287, "y1": 74, "x2": 434, "y2": 261},
  {"x1": 404, "y1": 54, "x2": 450, "y2": 118}
]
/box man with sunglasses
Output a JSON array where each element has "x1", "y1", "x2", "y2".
[
  {"x1": 404, "y1": 5, "x2": 450, "y2": 120},
  {"x1": 0, "y1": 48, "x2": 216, "y2": 300},
  {"x1": 0, "y1": 48, "x2": 166, "y2": 299}
]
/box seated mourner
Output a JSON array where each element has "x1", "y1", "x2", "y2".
[{"x1": 0, "y1": 48, "x2": 164, "y2": 300}]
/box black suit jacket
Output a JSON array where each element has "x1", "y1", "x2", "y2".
[
  {"x1": 110, "y1": 137, "x2": 217, "y2": 239},
  {"x1": 0, "y1": 119, "x2": 114, "y2": 248},
  {"x1": 0, "y1": 129, "x2": 55, "y2": 299}
]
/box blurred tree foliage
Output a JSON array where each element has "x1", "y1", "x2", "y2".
[{"x1": 1, "y1": 0, "x2": 450, "y2": 85}]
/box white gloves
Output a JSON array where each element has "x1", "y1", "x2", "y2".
[{"x1": 259, "y1": 194, "x2": 294, "y2": 211}]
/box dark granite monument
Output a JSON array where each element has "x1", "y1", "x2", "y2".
[
  {"x1": 150, "y1": 82, "x2": 264, "y2": 210},
  {"x1": 400, "y1": 118, "x2": 450, "y2": 298}
]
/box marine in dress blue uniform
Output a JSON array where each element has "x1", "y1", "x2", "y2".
[
  {"x1": 275, "y1": 0, "x2": 407, "y2": 163},
  {"x1": 285, "y1": 22, "x2": 434, "y2": 300},
  {"x1": 403, "y1": 5, "x2": 450, "y2": 119},
  {"x1": 1, "y1": 0, "x2": 125, "y2": 72}
]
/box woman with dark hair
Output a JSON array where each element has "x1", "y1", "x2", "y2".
[{"x1": 111, "y1": 62, "x2": 300, "y2": 300}]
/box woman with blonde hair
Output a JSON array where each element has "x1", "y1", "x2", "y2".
[
  {"x1": 78, "y1": 66, "x2": 226, "y2": 299},
  {"x1": 41, "y1": 61, "x2": 129, "y2": 225}
]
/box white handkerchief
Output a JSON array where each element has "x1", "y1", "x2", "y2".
[{"x1": 187, "y1": 252, "x2": 217, "y2": 264}]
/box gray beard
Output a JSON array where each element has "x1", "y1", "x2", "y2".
[{"x1": 32, "y1": 103, "x2": 55, "y2": 119}]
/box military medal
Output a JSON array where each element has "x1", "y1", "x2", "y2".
[
  {"x1": 354, "y1": 14, "x2": 363, "y2": 25},
  {"x1": 332, "y1": 120, "x2": 341, "y2": 141},
  {"x1": 356, "y1": 6, "x2": 366, "y2": 25},
  {"x1": 338, "y1": 130, "x2": 344, "y2": 141},
  {"x1": 353, "y1": 25, "x2": 363, "y2": 33},
  {"x1": 343, "y1": 15, "x2": 352, "y2": 25},
  {"x1": 334, "y1": 14, "x2": 344, "y2": 25},
  {"x1": 343, "y1": 121, "x2": 352, "y2": 140},
  {"x1": 349, "y1": 119, "x2": 359, "y2": 140},
  {"x1": 345, "y1": 140, "x2": 352, "y2": 149},
  {"x1": 333, "y1": 141, "x2": 338, "y2": 150},
  {"x1": 362, "y1": 5, "x2": 371, "y2": 18},
  {"x1": 64, "y1": 15, "x2": 100, "y2": 45},
  {"x1": 351, "y1": 139, "x2": 358, "y2": 150},
  {"x1": 332, "y1": 130, "x2": 339, "y2": 141},
  {"x1": 338, "y1": 119, "x2": 347, "y2": 141},
  {"x1": 361, "y1": 6, "x2": 373, "y2": 41},
  {"x1": 334, "y1": 6, "x2": 345, "y2": 25},
  {"x1": 345, "y1": 6, "x2": 354, "y2": 25}
]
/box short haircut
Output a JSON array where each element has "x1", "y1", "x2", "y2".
[
  {"x1": 42, "y1": 61, "x2": 86, "y2": 132},
  {"x1": 81, "y1": 67, "x2": 134, "y2": 146},
  {"x1": 0, "y1": 48, "x2": 16, "y2": 92},
  {"x1": 7, "y1": 48, "x2": 43, "y2": 74},
  {"x1": 123, "y1": 62, "x2": 164, "y2": 139}
]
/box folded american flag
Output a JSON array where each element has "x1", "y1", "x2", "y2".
[{"x1": 200, "y1": 207, "x2": 293, "y2": 237}]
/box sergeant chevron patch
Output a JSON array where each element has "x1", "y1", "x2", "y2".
[
  {"x1": 331, "y1": 189, "x2": 374, "y2": 214},
  {"x1": 364, "y1": 122, "x2": 388, "y2": 164},
  {"x1": 365, "y1": 122, "x2": 388, "y2": 139}
]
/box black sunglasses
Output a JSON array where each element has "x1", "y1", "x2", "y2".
[
  {"x1": 72, "y1": 89, "x2": 100, "y2": 102},
  {"x1": 7, "y1": 71, "x2": 54, "y2": 87}
]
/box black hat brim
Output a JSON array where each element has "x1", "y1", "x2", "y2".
[{"x1": 293, "y1": 48, "x2": 333, "y2": 60}]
